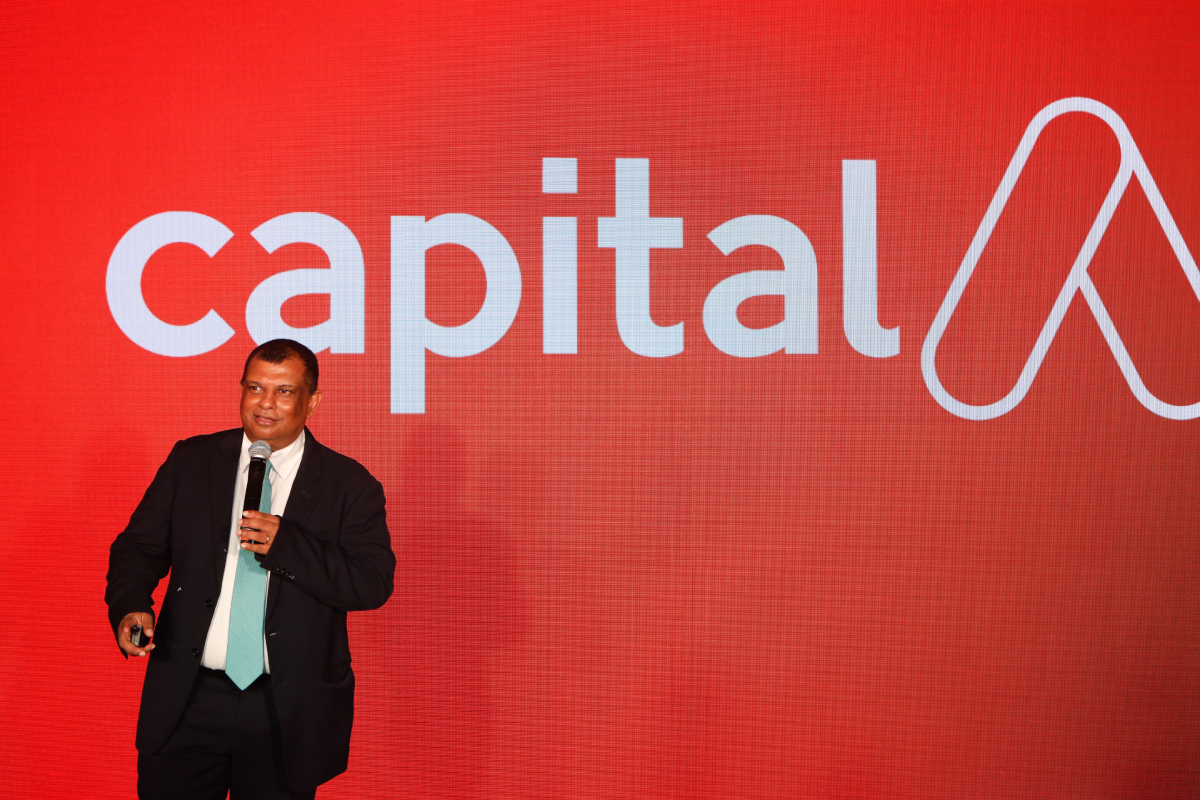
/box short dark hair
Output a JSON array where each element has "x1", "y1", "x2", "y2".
[{"x1": 242, "y1": 339, "x2": 320, "y2": 392}]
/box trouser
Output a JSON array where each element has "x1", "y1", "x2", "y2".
[{"x1": 137, "y1": 668, "x2": 317, "y2": 800}]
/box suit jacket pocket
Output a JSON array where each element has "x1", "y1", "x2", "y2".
[{"x1": 324, "y1": 660, "x2": 352, "y2": 684}]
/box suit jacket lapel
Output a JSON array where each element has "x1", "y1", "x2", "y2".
[
  {"x1": 209, "y1": 430, "x2": 242, "y2": 592},
  {"x1": 266, "y1": 428, "x2": 325, "y2": 620}
]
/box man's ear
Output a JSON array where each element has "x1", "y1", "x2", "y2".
[{"x1": 307, "y1": 389, "x2": 324, "y2": 417}]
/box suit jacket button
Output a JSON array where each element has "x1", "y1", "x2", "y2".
[
  {"x1": 191, "y1": 648, "x2": 201, "y2": 658},
  {"x1": 204, "y1": 599, "x2": 215, "y2": 608}
]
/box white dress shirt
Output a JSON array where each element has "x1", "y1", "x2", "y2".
[{"x1": 200, "y1": 430, "x2": 306, "y2": 671}]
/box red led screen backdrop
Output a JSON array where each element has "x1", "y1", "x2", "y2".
[{"x1": 1, "y1": 2, "x2": 1198, "y2": 798}]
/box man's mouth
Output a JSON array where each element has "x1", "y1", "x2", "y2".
[{"x1": 254, "y1": 415, "x2": 278, "y2": 426}]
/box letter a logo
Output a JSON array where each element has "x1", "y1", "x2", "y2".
[{"x1": 922, "y1": 98, "x2": 1200, "y2": 420}]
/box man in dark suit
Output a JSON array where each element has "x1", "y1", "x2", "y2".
[{"x1": 106, "y1": 339, "x2": 396, "y2": 798}]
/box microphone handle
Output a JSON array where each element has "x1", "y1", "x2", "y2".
[{"x1": 244, "y1": 458, "x2": 267, "y2": 512}]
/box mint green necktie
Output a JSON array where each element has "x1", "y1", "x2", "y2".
[{"x1": 225, "y1": 464, "x2": 272, "y2": 690}]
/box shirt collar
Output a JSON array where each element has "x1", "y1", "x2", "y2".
[{"x1": 239, "y1": 429, "x2": 306, "y2": 480}]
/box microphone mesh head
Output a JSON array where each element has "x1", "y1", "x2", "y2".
[{"x1": 248, "y1": 440, "x2": 273, "y2": 461}]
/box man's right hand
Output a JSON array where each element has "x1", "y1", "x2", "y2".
[{"x1": 118, "y1": 611, "x2": 156, "y2": 657}]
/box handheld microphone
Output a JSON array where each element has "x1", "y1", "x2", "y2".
[{"x1": 243, "y1": 440, "x2": 273, "y2": 513}]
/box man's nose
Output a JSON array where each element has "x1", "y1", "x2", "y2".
[{"x1": 258, "y1": 391, "x2": 276, "y2": 407}]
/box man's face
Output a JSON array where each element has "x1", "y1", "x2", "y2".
[{"x1": 240, "y1": 356, "x2": 322, "y2": 450}]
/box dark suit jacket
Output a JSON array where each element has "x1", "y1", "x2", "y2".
[{"x1": 106, "y1": 427, "x2": 395, "y2": 790}]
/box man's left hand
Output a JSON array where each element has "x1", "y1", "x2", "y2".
[{"x1": 239, "y1": 510, "x2": 280, "y2": 555}]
